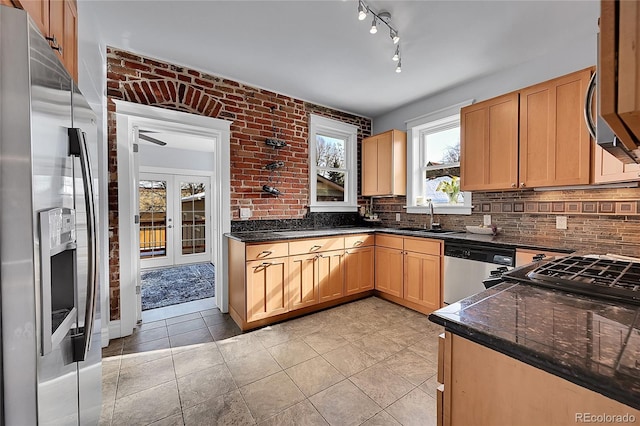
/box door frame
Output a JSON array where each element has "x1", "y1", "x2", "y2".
[{"x1": 114, "y1": 100, "x2": 231, "y2": 340}]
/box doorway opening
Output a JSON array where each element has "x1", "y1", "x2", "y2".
[{"x1": 138, "y1": 171, "x2": 215, "y2": 314}]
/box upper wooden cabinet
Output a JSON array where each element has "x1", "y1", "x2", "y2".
[
  {"x1": 12, "y1": 0, "x2": 77, "y2": 81},
  {"x1": 461, "y1": 68, "x2": 593, "y2": 191},
  {"x1": 593, "y1": 143, "x2": 640, "y2": 183},
  {"x1": 361, "y1": 129, "x2": 406, "y2": 196},
  {"x1": 519, "y1": 68, "x2": 592, "y2": 188},
  {"x1": 460, "y1": 93, "x2": 519, "y2": 190},
  {"x1": 600, "y1": 0, "x2": 640, "y2": 153}
]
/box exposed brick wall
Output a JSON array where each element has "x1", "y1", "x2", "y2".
[
  {"x1": 106, "y1": 48, "x2": 372, "y2": 320},
  {"x1": 372, "y1": 187, "x2": 640, "y2": 256}
]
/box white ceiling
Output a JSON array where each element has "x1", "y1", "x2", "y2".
[{"x1": 81, "y1": 0, "x2": 599, "y2": 118}]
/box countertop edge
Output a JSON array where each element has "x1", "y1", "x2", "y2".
[
  {"x1": 428, "y1": 313, "x2": 640, "y2": 411},
  {"x1": 224, "y1": 228, "x2": 576, "y2": 254}
]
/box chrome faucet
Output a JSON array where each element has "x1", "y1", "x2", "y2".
[{"x1": 428, "y1": 200, "x2": 440, "y2": 230}]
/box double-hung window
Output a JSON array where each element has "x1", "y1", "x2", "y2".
[
  {"x1": 406, "y1": 102, "x2": 473, "y2": 215},
  {"x1": 308, "y1": 114, "x2": 358, "y2": 212}
]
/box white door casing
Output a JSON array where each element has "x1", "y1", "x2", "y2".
[{"x1": 114, "y1": 100, "x2": 231, "y2": 339}]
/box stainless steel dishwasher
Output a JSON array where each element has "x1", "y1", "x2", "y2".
[{"x1": 443, "y1": 240, "x2": 515, "y2": 304}]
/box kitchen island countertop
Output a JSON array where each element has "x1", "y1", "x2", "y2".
[{"x1": 429, "y1": 282, "x2": 640, "y2": 410}]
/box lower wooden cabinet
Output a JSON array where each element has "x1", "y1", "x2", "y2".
[
  {"x1": 375, "y1": 246, "x2": 404, "y2": 298},
  {"x1": 318, "y1": 250, "x2": 345, "y2": 303},
  {"x1": 344, "y1": 246, "x2": 374, "y2": 295},
  {"x1": 375, "y1": 234, "x2": 443, "y2": 314},
  {"x1": 404, "y1": 250, "x2": 441, "y2": 311},
  {"x1": 246, "y1": 257, "x2": 288, "y2": 322},
  {"x1": 289, "y1": 253, "x2": 319, "y2": 311}
]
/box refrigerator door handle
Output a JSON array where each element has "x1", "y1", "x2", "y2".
[{"x1": 69, "y1": 128, "x2": 98, "y2": 362}]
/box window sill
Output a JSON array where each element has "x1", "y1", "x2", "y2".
[
  {"x1": 406, "y1": 205, "x2": 472, "y2": 215},
  {"x1": 309, "y1": 205, "x2": 358, "y2": 213}
]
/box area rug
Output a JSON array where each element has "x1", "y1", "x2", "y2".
[{"x1": 141, "y1": 263, "x2": 215, "y2": 310}]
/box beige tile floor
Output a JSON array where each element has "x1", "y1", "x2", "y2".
[{"x1": 100, "y1": 296, "x2": 443, "y2": 426}]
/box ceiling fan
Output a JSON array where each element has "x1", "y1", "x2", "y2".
[{"x1": 138, "y1": 129, "x2": 167, "y2": 146}]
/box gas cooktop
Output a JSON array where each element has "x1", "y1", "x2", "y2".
[{"x1": 504, "y1": 255, "x2": 640, "y2": 306}]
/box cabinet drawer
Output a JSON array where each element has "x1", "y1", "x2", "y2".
[
  {"x1": 246, "y1": 242, "x2": 288, "y2": 261},
  {"x1": 345, "y1": 234, "x2": 374, "y2": 248},
  {"x1": 289, "y1": 237, "x2": 344, "y2": 255},
  {"x1": 404, "y1": 237, "x2": 442, "y2": 256},
  {"x1": 375, "y1": 234, "x2": 403, "y2": 250}
]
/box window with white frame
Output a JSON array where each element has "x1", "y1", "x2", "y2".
[
  {"x1": 308, "y1": 114, "x2": 358, "y2": 212},
  {"x1": 406, "y1": 102, "x2": 473, "y2": 215}
]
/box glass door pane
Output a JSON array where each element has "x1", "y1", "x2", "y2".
[
  {"x1": 180, "y1": 181, "x2": 207, "y2": 255},
  {"x1": 139, "y1": 179, "x2": 168, "y2": 259}
]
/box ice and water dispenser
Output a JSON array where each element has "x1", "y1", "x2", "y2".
[{"x1": 39, "y1": 207, "x2": 78, "y2": 356}]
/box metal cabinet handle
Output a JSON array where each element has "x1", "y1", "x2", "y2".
[
  {"x1": 261, "y1": 250, "x2": 273, "y2": 255},
  {"x1": 354, "y1": 240, "x2": 363, "y2": 246},
  {"x1": 68, "y1": 128, "x2": 97, "y2": 362},
  {"x1": 310, "y1": 245, "x2": 322, "y2": 251},
  {"x1": 519, "y1": 182, "x2": 526, "y2": 188},
  {"x1": 46, "y1": 35, "x2": 63, "y2": 54},
  {"x1": 254, "y1": 262, "x2": 272, "y2": 269},
  {"x1": 511, "y1": 183, "x2": 517, "y2": 188}
]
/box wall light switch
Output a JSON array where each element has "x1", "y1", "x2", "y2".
[
  {"x1": 396, "y1": 213, "x2": 401, "y2": 222},
  {"x1": 240, "y1": 207, "x2": 252, "y2": 219},
  {"x1": 556, "y1": 216, "x2": 567, "y2": 230},
  {"x1": 483, "y1": 215, "x2": 492, "y2": 226}
]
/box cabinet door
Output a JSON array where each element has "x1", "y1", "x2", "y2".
[
  {"x1": 344, "y1": 246, "x2": 374, "y2": 295},
  {"x1": 593, "y1": 144, "x2": 640, "y2": 184},
  {"x1": 362, "y1": 134, "x2": 379, "y2": 196},
  {"x1": 519, "y1": 69, "x2": 592, "y2": 188},
  {"x1": 404, "y1": 251, "x2": 441, "y2": 311},
  {"x1": 20, "y1": 0, "x2": 50, "y2": 37},
  {"x1": 317, "y1": 250, "x2": 345, "y2": 303},
  {"x1": 375, "y1": 131, "x2": 393, "y2": 195},
  {"x1": 62, "y1": 0, "x2": 77, "y2": 81},
  {"x1": 460, "y1": 93, "x2": 519, "y2": 191},
  {"x1": 375, "y1": 246, "x2": 403, "y2": 298},
  {"x1": 246, "y1": 258, "x2": 288, "y2": 322},
  {"x1": 289, "y1": 254, "x2": 319, "y2": 311}
]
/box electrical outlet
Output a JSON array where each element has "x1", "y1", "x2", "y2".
[
  {"x1": 396, "y1": 213, "x2": 401, "y2": 221},
  {"x1": 556, "y1": 216, "x2": 567, "y2": 230},
  {"x1": 483, "y1": 215, "x2": 492, "y2": 226},
  {"x1": 240, "y1": 207, "x2": 252, "y2": 219}
]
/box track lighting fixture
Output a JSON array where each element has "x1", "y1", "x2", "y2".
[
  {"x1": 392, "y1": 45, "x2": 400, "y2": 62},
  {"x1": 395, "y1": 59, "x2": 402, "y2": 73},
  {"x1": 358, "y1": 0, "x2": 367, "y2": 20},
  {"x1": 356, "y1": 1, "x2": 403, "y2": 73}
]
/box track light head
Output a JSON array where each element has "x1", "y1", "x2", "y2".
[
  {"x1": 357, "y1": 0, "x2": 367, "y2": 20},
  {"x1": 370, "y1": 16, "x2": 377, "y2": 34},
  {"x1": 396, "y1": 59, "x2": 402, "y2": 73},
  {"x1": 390, "y1": 29, "x2": 400, "y2": 44},
  {"x1": 392, "y1": 45, "x2": 400, "y2": 62}
]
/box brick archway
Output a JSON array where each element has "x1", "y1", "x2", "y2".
[{"x1": 119, "y1": 80, "x2": 223, "y2": 117}]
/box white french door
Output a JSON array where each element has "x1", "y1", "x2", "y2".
[{"x1": 139, "y1": 172, "x2": 211, "y2": 269}]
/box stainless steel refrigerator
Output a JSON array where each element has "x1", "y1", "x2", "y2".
[{"x1": 0, "y1": 6, "x2": 102, "y2": 425}]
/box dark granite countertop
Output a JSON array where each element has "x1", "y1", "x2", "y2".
[
  {"x1": 225, "y1": 227, "x2": 575, "y2": 254},
  {"x1": 429, "y1": 282, "x2": 640, "y2": 410}
]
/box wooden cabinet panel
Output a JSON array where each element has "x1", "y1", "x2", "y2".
[
  {"x1": 461, "y1": 93, "x2": 519, "y2": 191},
  {"x1": 345, "y1": 233, "x2": 374, "y2": 248},
  {"x1": 317, "y1": 250, "x2": 345, "y2": 303},
  {"x1": 375, "y1": 233, "x2": 403, "y2": 250},
  {"x1": 593, "y1": 144, "x2": 640, "y2": 183},
  {"x1": 289, "y1": 237, "x2": 344, "y2": 255},
  {"x1": 246, "y1": 242, "x2": 289, "y2": 261},
  {"x1": 19, "y1": 0, "x2": 49, "y2": 37},
  {"x1": 61, "y1": 0, "x2": 77, "y2": 81},
  {"x1": 361, "y1": 130, "x2": 406, "y2": 196},
  {"x1": 617, "y1": 0, "x2": 640, "y2": 139},
  {"x1": 344, "y1": 246, "x2": 374, "y2": 295},
  {"x1": 519, "y1": 69, "x2": 592, "y2": 188},
  {"x1": 246, "y1": 258, "x2": 288, "y2": 322},
  {"x1": 404, "y1": 237, "x2": 442, "y2": 256},
  {"x1": 375, "y1": 246, "x2": 403, "y2": 298},
  {"x1": 288, "y1": 254, "x2": 319, "y2": 310},
  {"x1": 404, "y1": 251, "x2": 441, "y2": 311}
]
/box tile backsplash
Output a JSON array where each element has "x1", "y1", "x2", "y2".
[{"x1": 371, "y1": 187, "x2": 640, "y2": 256}]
